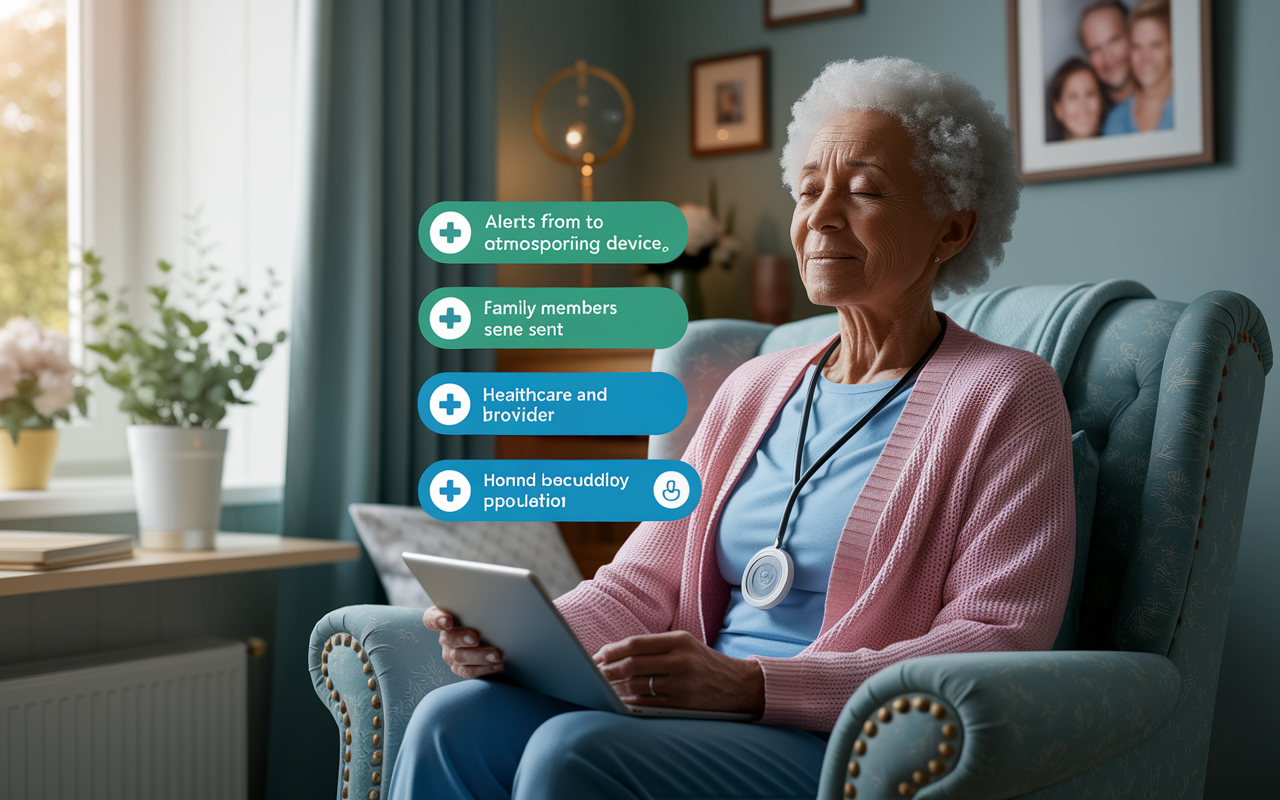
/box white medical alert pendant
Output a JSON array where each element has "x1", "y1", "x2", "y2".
[{"x1": 741, "y1": 546, "x2": 795, "y2": 610}]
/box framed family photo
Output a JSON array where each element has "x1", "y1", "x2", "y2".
[
  {"x1": 764, "y1": 0, "x2": 862, "y2": 27},
  {"x1": 689, "y1": 49, "x2": 769, "y2": 157},
  {"x1": 1008, "y1": 0, "x2": 1213, "y2": 183}
]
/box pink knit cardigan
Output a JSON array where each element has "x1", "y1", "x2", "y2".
[{"x1": 554, "y1": 318, "x2": 1076, "y2": 731}]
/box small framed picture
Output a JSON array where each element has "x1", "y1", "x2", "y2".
[
  {"x1": 765, "y1": 0, "x2": 862, "y2": 27},
  {"x1": 690, "y1": 49, "x2": 769, "y2": 157},
  {"x1": 1008, "y1": 0, "x2": 1213, "y2": 183}
]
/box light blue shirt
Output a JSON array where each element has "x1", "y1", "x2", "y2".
[
  {"x1": 711, "y1": 365, "x2": 912, "y2": 660},
  {"x1": 1102, "y1": 95, "x2": 1174, "y2": 135}
]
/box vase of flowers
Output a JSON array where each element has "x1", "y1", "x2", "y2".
[
  {"x1": 647, "y1": 181, "x2": 739, "y2": 320},
  {"x1": 83, "y1": 230, "x2": 286, "y2": 550},
  {"x1": 0, "y1": 318, "x2": 89, "y2": 490}
]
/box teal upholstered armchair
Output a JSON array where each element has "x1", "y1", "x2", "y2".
[{"x1": 310, "y1": 282, "x2": 1271, "y2": 800}]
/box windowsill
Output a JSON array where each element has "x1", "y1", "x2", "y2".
[{"x1": 0, "y1": 476, "x2": 283, "y2": 521}]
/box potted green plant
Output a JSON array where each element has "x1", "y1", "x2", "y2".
[
  {"x1": 0, "y1": 318, "x2": 89, "y2": 490},
  {"x1": 83, "y1": 234, "x2": 286, "y2": 550}
]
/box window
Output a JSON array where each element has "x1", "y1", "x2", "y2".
[{"x1": 0, "y1": 0, "x2": 67, "y2": 331}]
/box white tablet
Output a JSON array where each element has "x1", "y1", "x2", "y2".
[{"x1": 402, "y1": 552, "x2": 752, "y2": 721}]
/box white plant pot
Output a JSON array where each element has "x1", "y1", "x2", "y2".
[{"x1": 126, "y1": 425, "x2": 227, "y2": 550}]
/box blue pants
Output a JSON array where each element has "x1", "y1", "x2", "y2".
[{"x1": 387, "y1": 680, "x2": 828, "y2": 800}]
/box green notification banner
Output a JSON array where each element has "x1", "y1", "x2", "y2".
[
  {"x1": 421, "y1": 287, "x2": 687, "y2": 349},
  {"x1": 419, "y1": 202, "x2": 687, "y2": 264}
]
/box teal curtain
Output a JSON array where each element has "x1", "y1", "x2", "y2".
[{"x1": 266, "y1": 0, "x2": 496, "y2": 794}]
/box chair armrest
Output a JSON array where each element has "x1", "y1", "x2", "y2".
[
  {"x1": 818, "y1": 650, "x2": 1180, "y2": 800},
  {"x1": 309, "y1": 605, "x2": 459, "y2": 800}
]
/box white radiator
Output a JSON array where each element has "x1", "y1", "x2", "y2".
[{"x1": 0, "y1": 639, "x2": 247, "y2": 800}]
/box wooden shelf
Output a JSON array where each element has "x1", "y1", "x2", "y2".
[{"x1": 0, "y1": 533, "x2": 359, "y2": 597}]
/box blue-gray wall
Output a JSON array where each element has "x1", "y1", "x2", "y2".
[{"x1": 500, "y1": 1, "x2": 1277, "y2": 797}]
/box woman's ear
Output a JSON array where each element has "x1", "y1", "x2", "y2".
[{"x1": 936, "y1": 208, "x2": 978, "y2": 264}]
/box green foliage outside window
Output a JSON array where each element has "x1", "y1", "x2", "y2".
[{"x1": 0, "y1": 0, "x2": 68, "y2": 330}]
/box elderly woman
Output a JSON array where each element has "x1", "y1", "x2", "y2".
[{"x1": 389, "y1": 57, "x2": 1073, "y2": 800}]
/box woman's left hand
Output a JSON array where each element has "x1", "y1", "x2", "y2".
[{"x1": 593, "y1": 630, "x2": 765, "y2": 717}]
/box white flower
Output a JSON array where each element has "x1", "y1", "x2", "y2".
[
  {"x1": 0, "y1": 354, "x2": 18, "y2": 402},
  {"x1": 678, "y1": 203, "x2": 722, "y2": 255},
  {"x1": 32, "y1": 368, "x2": 76, "y2": 416}
]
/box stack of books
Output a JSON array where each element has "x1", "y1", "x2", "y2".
[{"x1": 0, "y1": 532, "x2": 134, "y2": 571}]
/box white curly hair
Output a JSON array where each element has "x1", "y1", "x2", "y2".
[{"x1": 781, "y1": 57, "x2": 1021, "y2": 299}]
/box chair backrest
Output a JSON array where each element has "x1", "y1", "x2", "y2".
[{"x1": 650, "y1": 285, "x2": 1271, "y2": 659}]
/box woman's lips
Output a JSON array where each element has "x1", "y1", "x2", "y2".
[{"x1": 805, "y1": 252, "x2": 860, "y2": 264}]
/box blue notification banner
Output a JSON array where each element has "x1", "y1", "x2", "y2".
[
  {"x1": 419, "y1": 372, "x2": 687, "y2": 436},
  {"x1": 419, "y1": 460, "x2": 701, "y2": 522}
]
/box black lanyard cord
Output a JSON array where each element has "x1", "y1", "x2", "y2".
[{"x1": 772, "y1": 317, "x2": 948, "y2": 550}]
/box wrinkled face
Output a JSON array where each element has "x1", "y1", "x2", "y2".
[
  {"x1": 790, "y1": 110, "x2": 942, "y2": 310},
  {"x1": 1080, "y1": 7, "x2": 1131, "y2": 91},
  {"x1": 1054, "y1": 69, "x2": 1104, "y2": 139},
  {"x1": 1131, "y1": 17, "x2": 1172, "y2": 89}
]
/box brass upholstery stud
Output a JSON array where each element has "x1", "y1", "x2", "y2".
[
  {"x1": 373, "y1": 715, "x2": 382, "y2": 728},
  {"x1": 913, "y1": 770, "x2": 928, "y2": 785},
  {"x1": 344, "y1": 634, "x2": 352, "y2": 646},
  {"x1": 322, "y1": 652, "x2": 328, "y2": 663},
  {"x1": 847, "y1": 761, "x2": 860, "y2": 777},
  {"x1": 1195, "y1": 539, "x2": 1200, "y2": 550},
  {"x1": 326, "y1": 678, "x2": 333, "y2": 690},
  {"x1": 1217, "y1": 391, "x2": 1223, "y2": 403},
  {"x1": 345, "y1": 729, "x2": 351, "y2": 745},
  {"x1": 344, "y1": 748, "x2": 351, "y2": 763},
  {"x1": 938, "y1": 742, "x2": 955, "y2": 758},
  {"x1": 342, "y1": 788, "x2": 348, "y2": 799},
  {"x1": 360, "y1": 651, "x2": 368, "y2": 663},
  {"x1": 1206, "y1": 467, "x2": 1212, "y2": 479},
  {"x1": 1229, "y1": 344, "x2": 1235, "y2": 356},
  {"x1": 863, "y1": 720, "x2": 877, "y2": 736},
  {"x1": 372, "y1": 771, "x2": 381, "y2": 785},
  {"x1": 372, "y1": 750, "x2": 383, "y2": 766},
  {"x1": 942, "y1": 723, "x2": 957, "y2": 739},
  {"x1": 912, "y1": 696, "x2": 930, "y2": 712},
  {"x1": 342, "y1": 712, "x2": 350, "y2": 727},
  {"x1": 340, "y1": 701, "x2": 347, "y2": 713},
  {"x1": 1198, "y1": 518, "x2": 1204, "y2": 529},
  {"x1": 372, "y1": 695, "x2": 382, "y2": 709},
  {"x1": 1202, "y1": 495, "x2": 1208, "y2": 506},
  {"x1": 1213, "y1": 416, "x2": 1218, "y2": 429},
  {"x1": 372, "y1": 733, "x2": 381, "y2": 747},
  {"x1": 322, "y1": 665, "x2": 328, "y2": 677},
  {"x1": 898, "y1": 782, "x2": 915, "y2": 797},
  {"x1": 364, "y1": 662, "x2": 373, "y2": 674},
  {"x1": 893, "y1": 698, "x2": 910, "y2": 713},
  {"x1": 854, "y1": 740, "x2": 866, "y2": 755},
  {"x1": 1210, "y1": 439, "x2": 1215, "y2": 451},
  {"x1": 928, "y1": 759, "x2": 945, "y2": 776},
  {"x1": 369, "y1": 792, "x2": 379, "y2": 800},
  {"x1": 877, "y1": 707, "x2": 892, "y2": 723},
  {"x1": 844, "y1": 783, "x2": 856, "y2": 798},
  {"x1": 369, "y1": 677, "x2": 377, "y2": 690},
  {"x1": 354, "y1": 641, "x2": 362, "y2": 652},
  {"x1": 331, "y1": 690, "x2": 340, "y2": 701},
  {"x1": 325, "y1": 642, "x2": 332, "y2": 653},
  {"x1": 930, "y1": 702, "x2": 947, "y2": 720},
  {"x1": 344, "y1": 768, "x2": 349, "y2": 781}
]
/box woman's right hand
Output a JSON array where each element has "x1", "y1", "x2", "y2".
[{"x1": 423, "y1": 606, "x2": 505, "y2": 678}]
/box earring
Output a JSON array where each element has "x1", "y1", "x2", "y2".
[{"x1": 934, "y1": 256, "x2": 940, "y2": 263}]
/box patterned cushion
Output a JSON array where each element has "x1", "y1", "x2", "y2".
[{"x1": 347, "y1": 503, "x2": 584, "y2": 606}]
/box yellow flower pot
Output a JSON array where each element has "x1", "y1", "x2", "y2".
[{"x1": 0, "y1": 428, "x2": 60, "y2": 491}]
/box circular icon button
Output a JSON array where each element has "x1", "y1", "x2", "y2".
[
  {"x1": 429, "y1": 211, "x2": 471, "y2": 254},
  {"x1": 429, "y1": 470, "x2": 471, "y2": 513},
  {"x1": 429, "y1": 383, "x2": 471, "y2": 426},
  {"x1": 429, "y1": 297, "x2": 471, "y2": 340},
  {"x1": 653, "y1": 470, "x2": 690, "y2": 510}
]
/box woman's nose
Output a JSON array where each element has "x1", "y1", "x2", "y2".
[{"x1": 807, "y1": 189, "x2": 847, "y2": 232}]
